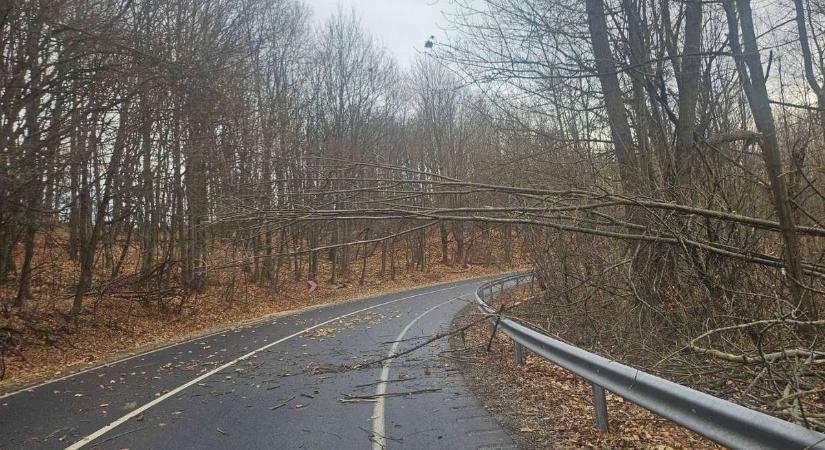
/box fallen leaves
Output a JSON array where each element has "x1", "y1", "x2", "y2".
[
  {"x1": 452, "y1": 312, "x2": 721, "y2": 450},
  {"x1": 1, "y1": 249, "x2": 521, "y2": 393},
  {"x1": 307, "y1": 327, "x2": 335, "y2": 338}
]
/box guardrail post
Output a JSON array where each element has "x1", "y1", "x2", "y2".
[
  {"x1": 475, "y1": 273, "x2": 825, "y2": 448},
  {"x1": 591, "y1": 383, "x2": 609, "y2": 432},
  {"x1": 513, "y1": 341, "x2": 524, "y2": 365}
]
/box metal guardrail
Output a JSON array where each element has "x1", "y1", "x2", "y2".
[{"x1": 475, "y1": 272, "x2": 825, "y2": 450}]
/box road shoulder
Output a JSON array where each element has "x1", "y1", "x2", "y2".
[
  {"x1": 1, "y1": 270, "x2": 517, "y2": 396},
  {"x1": 449, "y1": 303, "x2": 719, "y2": 449}
]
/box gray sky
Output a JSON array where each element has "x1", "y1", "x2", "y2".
[{"x1": 305, "y1": 0, "x2": 454, "y2": 66}]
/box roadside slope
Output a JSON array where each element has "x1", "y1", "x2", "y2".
[
  {"x1": 1, "y1": 276, "x2": 516, "y2": 450},
  {"x1": 1, "y1": 265, "x2": 518, "y2": 394}
]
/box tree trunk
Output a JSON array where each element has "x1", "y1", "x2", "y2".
[
  {"x1": 14, "y1": 225, "x2": 35, "y2": 305},
  {"x1": 585, "y1": 0, "x2": 641, "y2": 197},
  {"x1": 184, "y1": 123, "x2": 208, "y2": 293},
  {"x1": 140, "y1": 101, "x2": 155, "y2": 276},
  {"x1": 440, "y1": 222, "x2": 449, "y2": 264},
  {"x1": 359, "y1": 229, "x2": 369, "y2": 285},
  {"x1": 503, "y1": 224, "x2": 512, "y2": 262},
  {"x1": 380, "y1": 238, "x2": 387, "y2": 277},
  {"x1": 453, "y1": 223, "x2": 465, "y2": 266},
  {"x1": 726, "y1": 0, "x2": 810, "y2": 315},
  {"x1": 72, "y1": 103, "x2": 130, "y2": 316},
  {"x1": 672, "y1": 0, "x2": 703, "y2": 186}
]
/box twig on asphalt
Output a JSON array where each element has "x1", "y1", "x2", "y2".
[
  {"x1": 90, "y1": 426, "x2": 146, "y2": 447},
  {"x1": 354, "y1": 377, "x2": 416, "y2": 388},
  {"x1": 339, "y1": 397, "x2": 377, "y2": 403},
  {"x1": 352, "y1": 309, "x2": 503, "y2": 369},
  {"x1": 340, "y1": 387, "x2": 441, "y2": 402},
  {"x1": 269, "y1": 395, "x2": 296, "y2": 410}
]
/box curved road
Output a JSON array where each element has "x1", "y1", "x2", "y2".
[{"x1": 0, "y1": 276, "x2": 516, "y2": 450}]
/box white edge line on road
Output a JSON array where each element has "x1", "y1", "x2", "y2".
[
  {"x1": 371, "y1": 297, "x2": 455, "y2": 450},
  {"x1": 1, "y1": 328, "x2": 233, "y2": 400},
  {"x1": 1, "y1": 273, "x2": 504, "y2": 400},
  {"x1": 64, "y1": 284, "x2": 464, "y2": 450}
]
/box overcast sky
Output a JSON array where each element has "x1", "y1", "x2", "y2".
[{"x1": 305, "y1": 0, "x2": 454, "y2": 66}]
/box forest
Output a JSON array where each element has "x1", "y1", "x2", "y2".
[{"x1": 4, "y1": 0, "x2": 825, "y2": 433}]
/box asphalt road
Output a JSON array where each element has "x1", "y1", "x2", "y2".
[{"x1": 0, "y1": 276, "x2": 516, "y2": 450}]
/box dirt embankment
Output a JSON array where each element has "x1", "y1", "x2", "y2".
[
  {"x1": 1, "y1": 260, "x2": 519, "y2": 394},
  {"x1": 448, "y1": 302, "x2": 720, "y2": 449}
]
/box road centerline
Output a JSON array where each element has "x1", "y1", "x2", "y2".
[
  {"x1": 64, "y1": 284, "x2": 464, "y2": 450},
  {"x1": 371, "y1": 297, "x2": 456, "y2": 450}
]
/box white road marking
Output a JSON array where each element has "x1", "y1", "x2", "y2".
[
  {"x1": 0, "y1": 327, "x2": 237, "y2": 400},
  {"x1": 371, "y1": 298, "x2": 455, "y2": 450},
  {"x1": 64, "y1": 284, "x2": 463, "y2": 450},
  {"x1": 2, "y1": 274, "x2": 499, "y2": 400}
]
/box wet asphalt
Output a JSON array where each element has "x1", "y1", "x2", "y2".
[{"x1": 0, "y1": 276, "x2": 516, "y2": 450}]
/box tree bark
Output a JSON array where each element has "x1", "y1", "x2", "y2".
[
  {"x1": 672, "y1": 0, "x2": 703, "y2": 186},
  {"x1": 726, "y1": 0, "x2": 810, "y2": 315},
  {"x1": 585, "y1": 0, "x2": 641, "y2": 197},
  {"x1": 72, "y1": 102, "x2": 130, "y2": 316}
]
